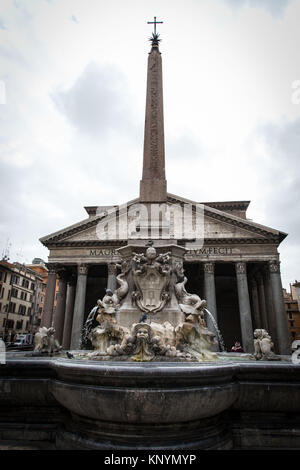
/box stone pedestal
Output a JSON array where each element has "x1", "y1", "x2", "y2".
[
  {"x1": 235, "y1": 262, "x2": 254, "y2": 353},
  {"x1": 70, "y1": 264, "x2": 88, "y2": 350}
]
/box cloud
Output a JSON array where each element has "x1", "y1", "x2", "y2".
[
  {"x1": 255, "y1": 117, "x2": 300, "y2": 232},
  {"x1": 223, "y1": 0, "x2": 292, "y2": 17},
  {"x1": 52, "y1": 62, "x2": 136, "y2": 139}
]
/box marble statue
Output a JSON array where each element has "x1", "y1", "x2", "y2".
[
  {"x1": 34, "y1": 327, "x2": 60, "y2": 354},
  {"x1": 82, "y1": 261, "x2": 130, "y2": 349},
  {"x1": 174, "y1": 275, "x2": 207, "y2": 319},
  {"x1": 253, "y1": 329, "x2": 277, "y2": 361},
  {"x1": 175, "y1": 313, "x2": 217, "y2": 362}
]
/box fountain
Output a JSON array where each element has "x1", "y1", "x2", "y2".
[
  {"x1": 1, "y1": 243, "x2": 300, "y2": 450},
  {"x1": 78, "y1": 241, "x2": 217, "y2": 363}
]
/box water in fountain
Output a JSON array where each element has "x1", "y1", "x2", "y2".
[
  {"x1": 81, "y1": 305, "x2": 98, "y2": 348},
  {"x1": 204, "y1": 308, "x2": 226, "y2": 352}
]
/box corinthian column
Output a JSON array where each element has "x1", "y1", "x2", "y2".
[
  {"x1": 203, "y1": 262, "x2": 219, "y2": 351},
  {"x1": 41, "y1": 264, "x2": 57, "y2": 328},
  {"x1": 235, "y1": 262, "x2": 254, "y2": 353},
  {"x1": 269, "y1": 260, "x2": 290, "y2": 355},
  {"x1": 53, "y1": 269, "x2": 67, "y2": 344},
  {"x1": 62, "y1": 275, "x2": 76, "y2": 350},
  {"x1": 256, "y1": 272, "x2": 269, "y2": 331},
  {"x1": 70, "y1": 264, "x2": 88, "y2": 350}
]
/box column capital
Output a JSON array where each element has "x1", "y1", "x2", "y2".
[
  {"x1": 107, "y1": 263, "x2": 117, "y2": 275},
  {"x1": 203, "y1": 262, "x2": 215, "y2": 274},
  {"x1": 46, "y1": 263, "x2": 59, "y2": 275},
  {"x1": 269, "y1": 260, "x2": 280, "y2": 274},
  {"x1": 235, "y1": 261, "x2": 247, "y2": 275},
  {"x1": 78, "y1": 263, "x2": 89, "y2": 276}
]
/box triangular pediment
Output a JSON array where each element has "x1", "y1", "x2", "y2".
[{"x1": 40, "y1": 193, "x2": 286, "y2": 246}]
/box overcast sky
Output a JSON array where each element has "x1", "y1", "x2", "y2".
[{"x1": 0, "y1": 0, "x2": 299, "y2": 289}]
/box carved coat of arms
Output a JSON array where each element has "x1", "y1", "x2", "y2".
[{"x1": 132, "y1": 244, "x2": 171, "y2": 313}]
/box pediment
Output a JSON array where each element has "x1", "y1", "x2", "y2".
[{"x1": 40, "y1": 193, "x2": 286, "y2": 246}]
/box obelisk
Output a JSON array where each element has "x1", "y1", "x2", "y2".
[{"x1": 140, "y1": 23, "x2": 167, "y2": 202}]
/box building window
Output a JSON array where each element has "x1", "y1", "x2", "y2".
[
  {"x1": 11, "y1": 288, "x2": 18, "y2": 298},
  {"x1": 16, "y1": 320, "x2": 23, "y2": 330},
  {"x1": 0, "y1": 287, "x2": 4, "y2": 299},
  {"x1": 12, "y1": 275, "x2": 19, "y2": 285},
  {"x1": 8, "y1": 302, "x2": 16, "y2": 313},
  {"x1": 288, "y1": 312, "x2": 293, "y2": 320},
  {"x1": 31, "y1": 282, "x2": 35, "y2": 290},
  {"x1": 18, "y1": 305, "x2": 26, "y2": 315},
  {"x1": 2, "y1": 318, "x2": 6, "y2": 327},
  {"x1": 290, "y1": 320, "x2": 295, "y2": 327},
  {"x1": 6, "y1": 319, "x2": 14, "y2": 329},
  {"x1": 27, "y1": 308, "x2": 31, "y2": 316}
]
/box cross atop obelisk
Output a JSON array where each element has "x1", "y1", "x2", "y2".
[
  {"x1": 140, "y1": 17, "x2": 167, "y2": 202},
  {"x1": 147, "y1": 16, "x2": 163, "y2": 35}
]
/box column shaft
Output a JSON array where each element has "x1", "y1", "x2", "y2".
[
  {"x1": 41, "y1": 265, "x2": 57, "y2": 328},
  {"x1": 235, "y1": 262, "x2": 254, "y2": 353},
  {"x1": 269, "y1": 260, "x2": 290, "y2": 355},
  {"x1": 250, "y1": 279, "x2": 261, "y2": 329},
  {"x1": 203, "y1": 262, "x2": 219, "y2": 351},
  {"x1": 256, "y1": 272, "x2": 269, "y2": 331},
  {"x1": 53, "y1": 272, "x2": 67, "y2": 344},
  {"x1": 62, "y1": 280, "x2": 76, "y2": 350},
  {"x1": 263, "y1": 268, "x2": 278, "y2": 351},
  {"x1": 70, "y1": 265, "x2": 88, "y2": 350}
]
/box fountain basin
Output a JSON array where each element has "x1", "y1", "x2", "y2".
[
  {"x1": 50, "y1": 360, "x2": 239, "y2": 424},
  {"x1": 1, "y1": 353, "x2": 300, "y2": 450}
]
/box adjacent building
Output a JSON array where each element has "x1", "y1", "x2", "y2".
[
  {"x1": 0, "y1": 258, "x2": 59, "y2": 342},
  {"x1": 283, "y1": 282, "x2": 300, "y2": 344}
]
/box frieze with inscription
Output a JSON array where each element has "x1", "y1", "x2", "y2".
[{"x1": 186, "y1": 247, "x2": 233, "y2": 257}]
